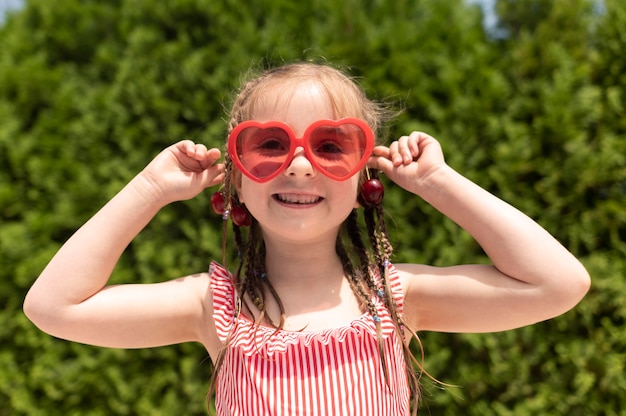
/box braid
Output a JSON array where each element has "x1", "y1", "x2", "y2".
[
  {"x1": 346, "y1": 208, "x2": 399, "y2": 389},
  {"x1": 345, "y1": 210, "x2": 373, "y2": 282},
  {"x1": 362, "y1": 188, "x2": 424, "y2": 414}
]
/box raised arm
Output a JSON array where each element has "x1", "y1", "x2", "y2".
[
  {"x1": 23, "y1": 141, "x2": 224, "y2": 350},
  {"x1": 369, "y1": 132, "x2": 590, "y2": 333}
]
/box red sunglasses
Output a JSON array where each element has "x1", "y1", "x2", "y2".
[{"x1": 228, "y1": 118, "x2": 374, "y2": 183}]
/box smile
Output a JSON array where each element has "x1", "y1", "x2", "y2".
[{"x1": 274, "y1": 193, "x2": 323, "y2": 205}]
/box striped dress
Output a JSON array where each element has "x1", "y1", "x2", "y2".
[{"x1": 209, "y1": 261, "x2": 410, "y2": 415}]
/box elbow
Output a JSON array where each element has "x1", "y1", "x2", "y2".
[
  {"x1": 552, "y1": 261, "x2": 591, "y2": 314},
  {"x1": 23, "y1": 288, "x2": 57, "y2": 334},
  {"x1": 23, "y1": 289, "x2": 43, "y2": 328},
  {"x1": 572, "y1": 265, "x2": 591, "y2": 304},
  {"x1": 569, "y1": 260, "x2": 591, "y2": 301}
]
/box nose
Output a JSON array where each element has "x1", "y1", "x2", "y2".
[{"x1": 284, "y1": 146, "x2": 316, "y2": 178}]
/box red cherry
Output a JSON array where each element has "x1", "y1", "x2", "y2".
[
  {"x1": 210, "y1": 192, "x2": 226, "y2": 215},
  {"x1": 231, "y1": 205, "x2": 252, "y2": 227},
  {"x1": 361, "y1": 179, "x2": 384, "y2": 206}
]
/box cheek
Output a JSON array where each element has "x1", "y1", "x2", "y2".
[
  {"x1": 237, "y1": 176, "x2": 255, "y2": 205},
  {"x1": 340, "y1": 177, "x2": 361, "y2": 210},
  {"x1": 353, "y1": 179, "x2": 362, "y2": 208},
  {"x1": 230, "y1": 168, "x2": 242, "y2": 199},
  {"x1": 238, "y1": 177, "x2": 275, "y2": 222}
]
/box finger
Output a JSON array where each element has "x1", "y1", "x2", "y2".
[
  {"x1": 372, "y1": 145, "x2": 391, "y2": 159},
  {"x1": 367, "y1": 154, "x2": 395, "y2": 175},
  {"x1": 202, "y1": 165, "x2": 226, "y2": 188},
  {"x1": 191, "y1": 143, "x2": 209, "y2": 160},
  {"x1": 187, "y1": 162, "x2": 225, "y2": 191},
  {"x1": 388, "y1": 140, "x2": 404, "y2": 166},
  {"x1": 176, "y1": 139, "x2": 196, "y2": 154},
  {"x1": 407, "y1": 132, "x2": 422, "y2": 158},
  {"x1": 209, "y1": 172, "x2": 226, "y2": 187},
  {"x1": 198, "y1": 148, "x2": 222, "y2": 169},
  {"x1": 368, "y1": 146, "x2": 392, "y2": 173},
  {"x1": 206, "y1": 147, "x2": 222, "y2": 161},
  {"x1": 396, "y1": 135, "x2": 416, "y2": 164}
]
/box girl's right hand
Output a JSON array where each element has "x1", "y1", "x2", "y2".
[{"x1": 137, "y1": 140, "x2": 225, "y2": 206}]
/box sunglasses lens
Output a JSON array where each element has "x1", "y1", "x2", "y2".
[
  {"x1": 309, "y1": 124, "x2": 368, "y2": 179},
  {"x1": 236, "y1": 126, "x2": 291, "y2": 180}
]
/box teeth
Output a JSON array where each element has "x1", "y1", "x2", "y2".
[{"x1": 276, "y1": 194, "x2": 321, "y2": 204}]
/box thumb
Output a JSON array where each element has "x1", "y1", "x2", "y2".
[
  {"x1": 201, "y1": 166, "x2": 226, "y2": 189},
  {"x1": 198, "y1": 148, "x2": 223, "y2": 170},
  {"x1": 367, "y1": 154, "x2": 395, "y2": 177}
]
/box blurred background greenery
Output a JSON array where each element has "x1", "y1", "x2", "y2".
[{"x1": 1, "y1": 0, "x2": 624, "y2": 414}]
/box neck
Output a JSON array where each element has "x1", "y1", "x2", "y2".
[
  {"x1": 241, "y1": 229, "x2": 367, "y2": 330},
  {"x1": 259, "y1": 235, "x2": 364, "y2": 330},
  {"x1": 264, "y1": 236, "x2": 345, "y2": 287}
]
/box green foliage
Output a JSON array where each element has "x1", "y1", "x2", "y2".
[{"x1": 1, "y1": 0, "x2": 624, "y2": 414}]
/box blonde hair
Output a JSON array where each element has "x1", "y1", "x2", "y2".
[
  {"x1": 209, "y1": 62, "x2": 423, "y2": 415},
  {"x1": 227, "y1": 62, "x2": 387, "y2": 138}
]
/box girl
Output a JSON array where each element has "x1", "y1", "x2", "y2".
[{"x1": 24, "y1": 63, "x2": 590, "y2": 415}]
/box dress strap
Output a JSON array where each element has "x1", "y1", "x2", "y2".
[
  {"x1": 386, "y1": 263, "x2": 404, "y2": 316},
  {"x1": 208, "y1": 261, "x2": 236, "y2": 342}
]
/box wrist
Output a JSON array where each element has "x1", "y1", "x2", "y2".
[
  {"x1": 412, "y1": 164, "x2": 457, "y2": 199},
  {"x1": 128, "y1": 172, "x2": 172, "y2": 209}
]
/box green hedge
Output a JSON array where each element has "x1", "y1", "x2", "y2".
[{"x1": 1, "y1": 0, "x2": 624, "y2": 414}]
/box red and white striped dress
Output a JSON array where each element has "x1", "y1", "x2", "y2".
[{"x1": 209, "y1": 261, "x2": 410, "y2": 415}]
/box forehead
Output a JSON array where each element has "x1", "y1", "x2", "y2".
[{"x1": 250, "y1": 82, "x2": 337, "y2": 133}]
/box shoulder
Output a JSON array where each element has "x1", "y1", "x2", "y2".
[
  {"x1": 393, "y1": 263, "x2": 438, "y2": 292},
  {"x1": 176, "y1": 262, "x2": 233, "y2": 358},
  {"x1": 163, "y1": 262, "x2": 232, "y2": 327},
  {"x1": 177, "y1": 262, "x2": 231, "y2": 297}
]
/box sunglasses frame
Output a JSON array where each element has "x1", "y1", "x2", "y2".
[{"x1": 228, "y1": 118, "x2": 375, "y2": 183}]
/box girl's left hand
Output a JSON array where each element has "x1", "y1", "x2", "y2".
[{"x1": 367, "y1": 131, "x2": 447, "y2": 195}]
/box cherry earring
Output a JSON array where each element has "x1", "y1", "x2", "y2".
[
  {"x1": 359, "y1": 169, "x2": 385, "y2": 207},
  {"x1": 210, "y1": 192, "x2": 227, "y2": 217},
  {"x1": 210, "y1": 191, "x2": 251, "y2": 227},
  {"x1": 230, "y1": 204, "x2": 252, "y2": 227}
]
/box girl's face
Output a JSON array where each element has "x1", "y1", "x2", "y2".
[{"x1": 236, "y1": 82, "x2": 361, "y2": 243}]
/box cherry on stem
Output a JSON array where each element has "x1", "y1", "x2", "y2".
[
  {"x1": 210, "y1": 192, "x2": 226, "y2": 215},
  {"x1": 231, "y1": 205, "x2": 252, "y2": 227},
  {"x1": 360, "y1": 178, "x2": 384, "y2": 207}
]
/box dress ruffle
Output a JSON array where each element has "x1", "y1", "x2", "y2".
[{"x1": 209, "y1": 261, "x2": 404, "y2": 358}]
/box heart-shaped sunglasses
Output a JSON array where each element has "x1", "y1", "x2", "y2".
[{"x1": 228, "y1": 118, "x2": 374, "y2": 183}]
